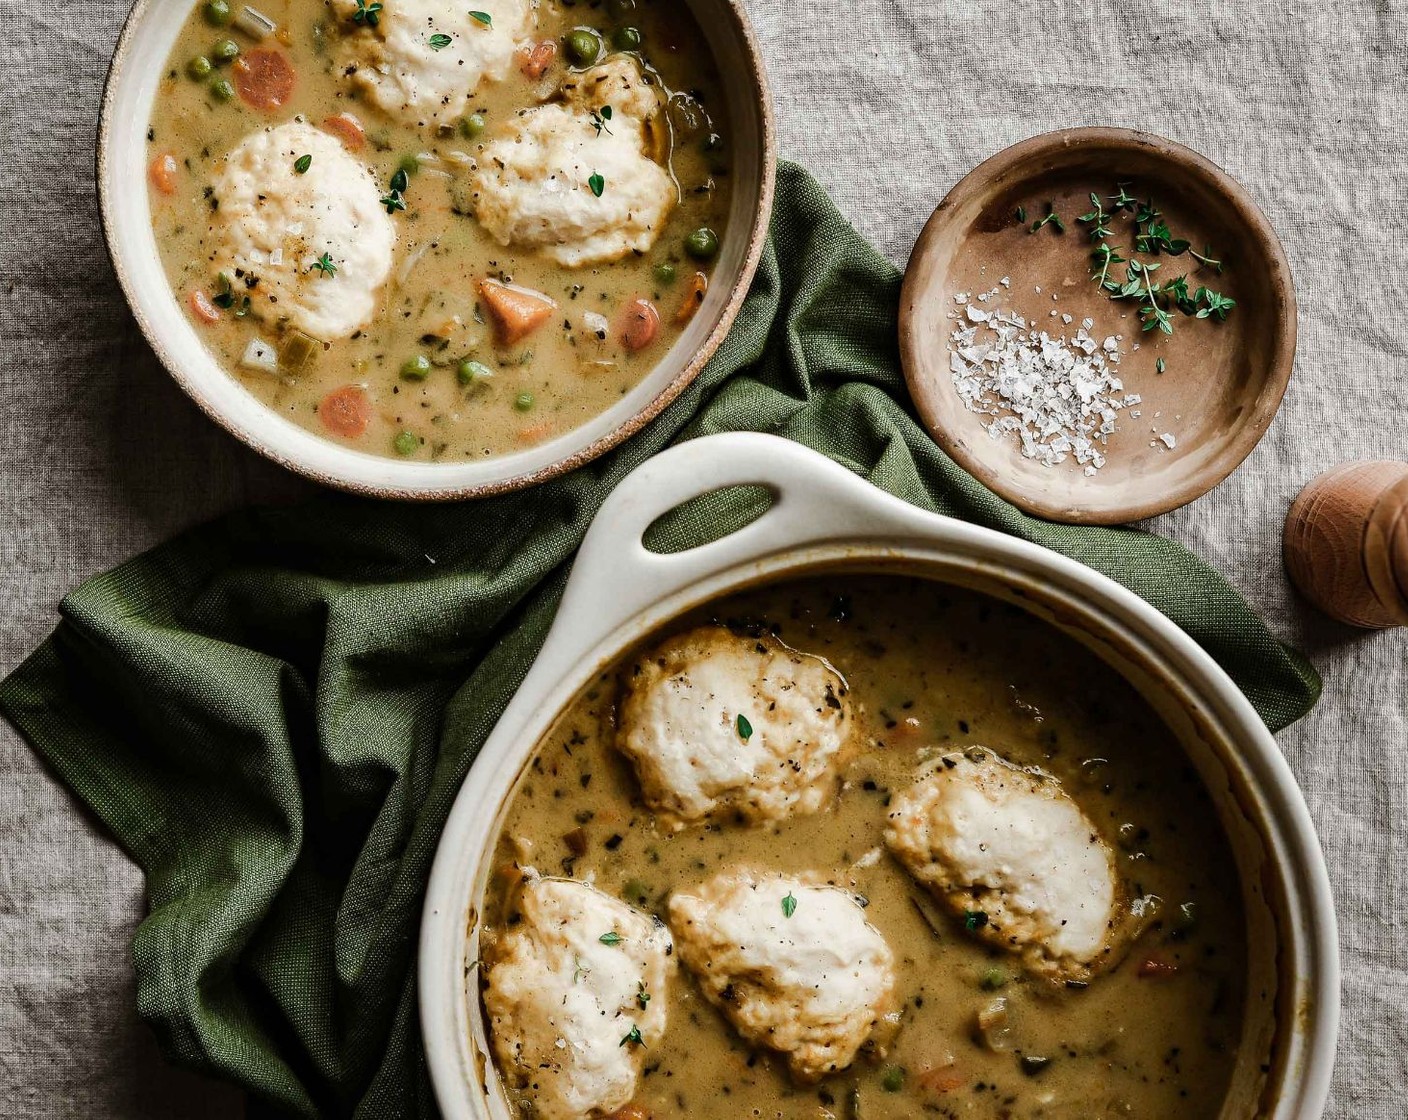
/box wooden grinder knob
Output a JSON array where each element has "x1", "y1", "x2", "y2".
[{"x1": 1283, "y1": 461, "x2": 1408, "y2": 628}]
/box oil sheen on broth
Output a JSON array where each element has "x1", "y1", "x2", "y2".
[
  {"x1": 482, "y1": 576, "x2": 1251, "y2": 1120},
  {"x1": 147, "y1": 0, "x2": 731, "y2": 460}
]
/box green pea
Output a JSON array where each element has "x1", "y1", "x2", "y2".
[
  {"x1": 611, "y1": 25, "x2": 642, "y2": 51},
  {"x1": 398, "y1": 153, "x2": 420, "y2": 176},
  {"x1": 187, "y1": 55, "x2": 214, "y2": 80},
  {"x1": 400, "y1": 354, "x2": 432, "y2": 380},
  {"x1": 653, "y1": 262, "x2": 677, "y2": 285},
  {"x1": 514, "y1": 391, "x2": 535, "y2": 411},
  {"x1": 204, "y1": 0, "x2": 232, "y2": 25},
  {"x1": 457, "y1": 359, "x2": 493, "y2": 386},
  {"x1": 684, "y1": 227, "x2": 720, "y2": 260},
  {"x1": 979, "y1": 967, "x2": 1009, "y2": 990},
  {"x1": 881, "y1": 1066, "x2": 906, "y2": 1093},
  {"x1": 393, "y1": 430, "x2": 419, "y2": 456},
  {"x1": 459, "y1": 113, "x2": 486, "y2": 139},
  {"x1": 211, "y1": 38, "x2": 240, "y2": 63},
  {"x1": 210, "y1": 77, "x2": 236, "y2": 101},
  {"x1": 563, "y1": 27, "x2": 601, "y2": 66}
]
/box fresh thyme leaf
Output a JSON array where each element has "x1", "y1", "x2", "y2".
[
  {"x1": 573, "y1": 958, "x2": 589, "y2": 983},
  {"x1": 311, "y1": 252, "x2": 337, "y2": 278},
  {"x1": 736, "y1": 713, "x2": 752, "y2": 741},
  {"x1": 469, "y1": 9, "x2": 492, "y2": 26},
  {"x1": 390, "y1": 167, "x2": 409, "y2": 193},
  {"x1": 620, "y1": 1025, "x2": 644, "y2": 1047},
  {"x1": 963, "y1": 909, "x2": 989, "y2": 931},
  {"x1": 428, "y1": 32, "x2": 452, "y2": 49},
  {"x1": 599, "y1": 931, "x2": 623, "y2": 946},
  {"x1": 590, "y1": 107, "x2": 614, "y2": 136},
  {"x1": 1029, "y1": 202, "x2": 1063, "y2": 234},
  {"x1": 601, "y1": 105, "x2": 612, "y2": 120},
  {"x1": 587, "y1": 172, "x2": 605, "y2": 197},
  {"x1": 380, "y1": 190, "x2": 405, "y2": 214},
  {"x1": 351, "y1": 0, "x2": 381, "y2": 26},
  {"x1": 1194, "y1": 288, "x2": 1236, "y2": 320},
  {"x1": 782, "y1": 892, "x2": 797, "y2": 919},
  {"x1": 1015, "y1": 205, "x2": 1027, "y2": 224},
  {"x1": 1156, "y1": 357, "x2": 1166, "y2": 374},
  {"x1": 636, "y1": 982, "x2": 650, "y2": 1010},
  {"x1": 1190, "y1": 245, "x2": 1225, "y2": 272},
  {"x1": 1110, "y1": 183, "x2": 1138, "y2": 212},
  {"x1": 293, "y1": 153, "x2": 312, "y2": 174}
]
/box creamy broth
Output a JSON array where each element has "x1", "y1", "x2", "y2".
[
  {"x1": 483, "y1": 575, "x2": 1253, "y2": 1119},
  {"x1": 147, "y1": 0, "x2": 731, "y2": 460}
]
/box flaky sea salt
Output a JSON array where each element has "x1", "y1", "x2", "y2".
[{"x1": 947, "y1": 288, "x2": 1136, "y2": 471}]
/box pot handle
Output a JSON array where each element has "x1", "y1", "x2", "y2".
[{"x1": 546, "y1": 433, "x2": 938, "y2": 658}]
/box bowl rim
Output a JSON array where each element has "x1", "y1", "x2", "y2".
[
  {"x1": 898, "y1": 126, "x2": 1298, "y2": 525},
  {"x1": 418, "y1": 432, "x2": 1338, "y2": 1120},
  {"x1": 96, "y1": 0, "x2": 777, "y2": 501}
]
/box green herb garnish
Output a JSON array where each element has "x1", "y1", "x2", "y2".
[
  {"x1": 590, "y1": 105, "x2": 614, "y2": 136},
  {"x1": 311, "y1": 252, "x2": 337, "y2": 278},
  {"x1": 636, "y1": 982, "x2": 650, "y2": 1010},
  {"x1": 599, "y1": 931, "x2": 623, "y2": 946},
  {"x1": 428, "y1": 32, "x2": 452, "y2": 49},
  {"x1": 587, "y1": 172, "x2": 605, "y2": 197},
  {"x1": 469, "y1": 9, "x2": 492, "y2": 26},
  {"x1": 1015, "y1": 205, "x2": 1026, "y2": 224},
  {"x1": 1029, "y1": 202, "x2": 1064, "y2": 234},
  {"x1": 620, "y1": 1025, "x2": 643, "y2": 1047},
  {"x1": 293, "y1": 153, "x2": 312, "y2": 174},
  {"x1": 380, "y1": 190, "x2": 405, "y2": 214},
  {"x1": 351, "y1": 0, "x2": 381, "y2": 26},
  {"x1": 736, "y1": 713, "x2": 752, "y2": 741},
  {"x1": 781, "y1": 892, "x2": 797, "y2": 919},
  {"x1": 390, "y1": 167, "x2": 409, "y2": 193},
  {"x1": 1156, "y1": 357, "x2": 1166, "y2": 374},
  {"x1": 963, "y1": 909, "x2": 989, "y2": 931}
]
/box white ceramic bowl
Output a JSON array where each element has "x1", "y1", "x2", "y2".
[
  {"x1": 420, "y1": 432, "x2": 1338, "y2": 1119},
  {"x1": 98, "y1": 0, "x2": 775, "y2": 499}
]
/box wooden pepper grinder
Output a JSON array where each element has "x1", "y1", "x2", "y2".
[{"x1": 1284, "y1": 461, "x2": 1408, "y2": 628}]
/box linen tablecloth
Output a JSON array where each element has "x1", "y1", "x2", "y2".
[{"x1": 1, "y1": 0, "x2": 1404, "y2": 1115}]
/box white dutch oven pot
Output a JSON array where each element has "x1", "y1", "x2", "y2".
[{"x1": 421, "y1": 432, "x2": 1338, "y2": 1119}]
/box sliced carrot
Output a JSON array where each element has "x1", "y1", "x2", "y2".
[
  {"x1": 516, "y1": 39, "x2": 557, "y2": 79},
  {"x1": 479, "y1": 278, "x2": 557, "y2": 345},
  {"x1": 674, "y1": 270, "x2": 708, "y2": 324},
  {"x1": 233, "y1": 49, "x2": 296, "y2": 112},
  {"x1": 318, "y1": 385, "x2": 372, "y2": 439},
  {"x1": 1136, "y1": 954, "x2": 1180, "y2": 979},
  {"x1": 148, "y1": 152, "x2": 180, "y2": 195},
  {"x1": 517, "y1": 421, "x2": 554, "y2": 444},
  {"x1": 616, "y1": 297, "x2": 660, "y2": 351},
  {"x1": 916, "y1": 1068, "x2": 965, "y2": 1095},
  {"x1": 188, "y1": 289, "x2": 222, "y2": 323},
  {"x1": 320, "y1": 112, "x2": 366, "y2": 151}
]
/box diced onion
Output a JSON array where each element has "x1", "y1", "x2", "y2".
[
  {"x1": 240, "y1": 337, "x2": 279, "y2": 373},
  {"x1": 233, "y1": 5, "x2": 277, "y2": 40}
]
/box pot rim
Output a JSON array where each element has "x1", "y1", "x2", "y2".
[
  {"x1": 419, "y1": 432, "x2": 1338, "y2": 1119},
  {"x1": 97, "y1": 0, "x2": 777, "y2": 500}
]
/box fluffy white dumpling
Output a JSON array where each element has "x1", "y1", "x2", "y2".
[
  {"x1": 332, "y1": 0, "x2": 532, "y2": 124},
  {"x1": 668, "y1": 869, "x2": 897, "y2": 1081},
  {"x1": 884, "y1": 749, "x2": 1121, "y2": 980},
  {"x1": 483, "y1": 875, "x2": 674, "y2": 1120},
  {"x1": 470, "y1": 94, "x2": 674, "y2": 267},
  {"x1": 208, "y1": 122, "x2": 395, "y2": 341},
  {"x1": 616, "y1": 626, "x2": 854, "y2": 827}
]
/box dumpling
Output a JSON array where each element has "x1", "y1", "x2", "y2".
[
  {"x1": 469, "y1": 66, "x2": 674, "y2": 267},
  {"x1": 208, "y1": 121, "x2": 395, "y2": 341},
  {"x1": 616, "y1": 626, "x2": 854, "y2": 828},
  {"x1": 482, "y1": 875, "x2": 674, "y2": 1120},
  {"x1": 668, "y1": 869, "x2": 897, "y2": 1081},
  {"x1": 559, "y1": 56, "x2": 662, "y2": 124},
  {"x1": 331, "y1": 0, "x2": 532, "y2": 125},
  {"x1": 884, "y1": 748, "x2": 1122, "y2": 981}
]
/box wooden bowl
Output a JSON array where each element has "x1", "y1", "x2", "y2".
[{"x1": 899, "y1": 128, "x2": 1296, "y2": 524}]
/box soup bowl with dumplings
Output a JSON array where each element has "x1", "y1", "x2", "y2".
[
  {"x1": 100, "y1": 0, "x2": 774, "y2": 497},
  {"x1": 421, "y1": 432, "x2": 1338, "y2": 1120}
]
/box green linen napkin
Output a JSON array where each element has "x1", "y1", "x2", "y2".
[{"x1": 0, "y1": 162, "x2": 1319, "y2": 1119}]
